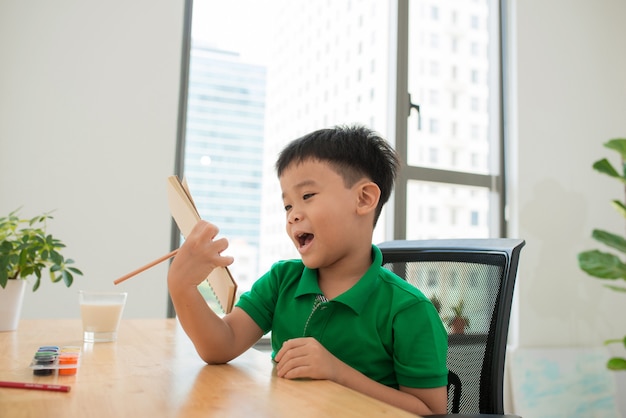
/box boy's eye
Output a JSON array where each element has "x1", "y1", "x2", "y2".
[
  {"x1": 284, "y1": 204, "x2": 292, "y2": 212},
  {"x1": 303, "y1": 193, "x2": 315, "y2": 200}
]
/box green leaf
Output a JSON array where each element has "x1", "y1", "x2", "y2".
[
  {"x1": 32, "y1": 275, "x2": 41, "y2": 292},
  {"x1": 592, "y1": 229, "x2": 626, "y2": 253},
  {"x1": 578, "y1": 250, "x2": 626, "y2": 279},
  {"x1": 593, "y1": 158, "x2": 624, "y2": 182},
  {"x1": 50, "y1": 250, "x2": 63, "y2": 265},
  {"x1": 0, "y1": 256, "x2": 8, "y2": 274},
  {"x1": 611, "y1": 200, "x2": 626, "y2": 219},
  {"x1": 604, "y1": 336, "x2": 626, "y2": 347},
  {"x1": 604, "y1": 284, "x2": 626, "y2": 293},
  {"x1": 62, "y1": 271, "x2": 73, "y2": 287},
  {"x1": 68, "y1": 267, "x2": 83, "y2": 275},
  {"x1": 607, "y1": 357, "x2": 626, "y2": 371},
  {"x1": 604, "y1": 138, "x2": 626, "y2": 160}
]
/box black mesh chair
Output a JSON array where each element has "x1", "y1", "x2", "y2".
[{"x1": 378, "y1": 239, "x2": 525, "y2": 417}]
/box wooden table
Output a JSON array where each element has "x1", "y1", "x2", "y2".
[{"x1": 0, "y1": 319, "x2": 419, "y2": 417}]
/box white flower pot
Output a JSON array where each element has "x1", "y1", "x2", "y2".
[{"x1": 0, "y1": 279, "x2": 26, "y2": 331}]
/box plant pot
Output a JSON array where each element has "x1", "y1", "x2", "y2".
[
  {"x1": 450, "y1": 317, "x2": 468, "y2": 335},
  {"x1": 0, "y1": 279, "x2": 26, "y2": 331}
]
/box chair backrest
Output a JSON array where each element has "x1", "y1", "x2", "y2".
[{"x1": 378, "y1": 238, "x2": 525, "y2": 414}]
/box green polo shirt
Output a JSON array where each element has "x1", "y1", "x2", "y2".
[{"x1": 236, "y1": 245, "x2": 448, "y2": 389}]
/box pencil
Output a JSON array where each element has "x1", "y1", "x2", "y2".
[
  {"x1": 0, "y1": 381, "x2": 71, "y2": 393},
  {"x1": 113, "y1": 249, "x2": 179, "y2": 285}
]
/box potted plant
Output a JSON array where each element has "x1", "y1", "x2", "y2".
[
  {"x1": 447, "y1": 299, "x2": 470, "y2": 334},
  {"x1": 577, "y1": 138, "x2": 626, "y2": 371},
  {"x1": 429, "y1": 294, "x2": 442, "y2": 313},
  {"x1": 0, "y1": 208, "x2": 83, "y2": 331}
]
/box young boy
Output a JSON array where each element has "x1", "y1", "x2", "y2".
[{"x1": 167, "y1": 125, "x2": 448, "y2": 415}]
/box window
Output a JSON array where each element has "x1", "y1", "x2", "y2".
[
  {"x1": 471, "y1": 15, "x2": 479, "y2": 29},
  {"x1": 470, "y1": 210, "x2": 480, "y2": 226},
  {"x1": 429, "y1": 61, "x2": 440, "y2": 77},
  {"x1": 429, "y1": 118, "x2": 439, "y2": 134},
  {"x1": 428, "y1": 148, "x2": 439, "y2": 164},
  {"x1": 471, "y1": 41, "x2": 479, "y2": 56},
  {"x1": 471, "y1": 124, "x2": 480, "y2": 139},
  {"x1": 398, "y1": 0, "x2": 503, "y2": 240},
  {"x1": 471, "y1": 96, "x2": 480, "y2": 112},
  {"x1": 431, "y1": 6, "x2": 439, "y2": 20},
  {"x1": 427, "y1": 269, "x2": 438, "y2": 287},
  {"x1": 430, "y1": 33, "x2": 439, "y2": 48},
  {"x1": 449, "y1": 270, "x2": 459, "y2": 287},
  {"x1": 429, "y1": 89, "x2": 439, "y2": 105},
  {"x1": 175, "y1": 0, "x2": 505, "y2": 309}
]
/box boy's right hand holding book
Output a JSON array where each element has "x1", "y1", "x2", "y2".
[{"x1": 168, "y1": 220, "x2": 234, "y2": 290}]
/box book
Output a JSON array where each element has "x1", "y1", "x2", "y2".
[{"x1": 166, "y1": 175, "x2": 238, "y2": 313}]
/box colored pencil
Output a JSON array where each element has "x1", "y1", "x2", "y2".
[
  {"x1": 0, "y1": 381, "x2": 71, "y2": 393},
  {"x1": 113, "y1": 249, "x2": 179, "y2": 285}
]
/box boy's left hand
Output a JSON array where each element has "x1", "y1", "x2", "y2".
[{"x1": 274, "y1": 337, "x2": 339, "y2": 381}]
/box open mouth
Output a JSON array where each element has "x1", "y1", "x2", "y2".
[{"x1": 297, "y1": 233, "x2": 314, "y2": 248}]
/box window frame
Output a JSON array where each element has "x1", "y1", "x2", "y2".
[{"x1": 388, "y1": 0, "x2": 507, "y2": 241}]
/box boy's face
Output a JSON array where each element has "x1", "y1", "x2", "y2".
[{"x1": 279, "y1": 159, "x2": 367, "y2": 269}]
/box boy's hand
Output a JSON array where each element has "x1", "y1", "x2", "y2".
[
  {"x1": 274, "y1": 337, "x2": 340, "y2": 381},
  {"x1": 168, "y1": 220, "x2": 234, "y2": 289}
]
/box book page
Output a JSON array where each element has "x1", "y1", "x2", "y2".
[{"x1": 166, "y1": 175, "x2": 238, "y2": 313}]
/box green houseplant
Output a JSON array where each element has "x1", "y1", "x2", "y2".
[
  {"x1": 447, "y1": 299, "x2": 470, "y2": 335},
  {"x1": 0, "y1": 208, "x2": 83, "y2": 291},
  {"x1": 429, "y1": 294, "x2": 442, "y2": 313},
  {"x1": 577, "y1": 138, "x2": 626, "y2": 371}
]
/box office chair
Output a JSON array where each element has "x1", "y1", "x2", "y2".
[{"x1": 378, "y1": 238, "x2": 525, "y2": 417}]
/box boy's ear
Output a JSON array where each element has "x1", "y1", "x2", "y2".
[{"x1": 356, "y1": 181, "x2": 381, "y2": 215}]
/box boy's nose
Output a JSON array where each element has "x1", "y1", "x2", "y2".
[{"x1": 288, "y1": 210, "x2": 302, "y2": 223}]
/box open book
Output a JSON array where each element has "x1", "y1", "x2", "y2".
[{"x1": 166, "y1": 175, "x2": 238, "y2": 313}]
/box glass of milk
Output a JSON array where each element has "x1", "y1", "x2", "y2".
[{"x1": 79, "y1": 291, "x2": 127, "y2": 342}]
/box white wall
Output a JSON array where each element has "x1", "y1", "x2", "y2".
[
  {"x1": 509, "y1": 0, "x2": 626, "y2": 413},
  {"x1": 0, "y1": 1, "x2": 185, "y2": 318}
]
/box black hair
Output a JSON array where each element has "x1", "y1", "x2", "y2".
[{"x1": 275, "y1": 125, "x2": 400, "y2": 225}]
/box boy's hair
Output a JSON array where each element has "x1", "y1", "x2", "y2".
[{"x1": 275, "y1": 125, "x2": 400, "y2": 225}]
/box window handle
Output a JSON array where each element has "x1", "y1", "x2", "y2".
[{"x1": 408, "y1": 93, "x2": 421, "y2": 130}]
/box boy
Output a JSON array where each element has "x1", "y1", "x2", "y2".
[{"x1": 167, "y1": 125, "x2": 448, "y2": 415}]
